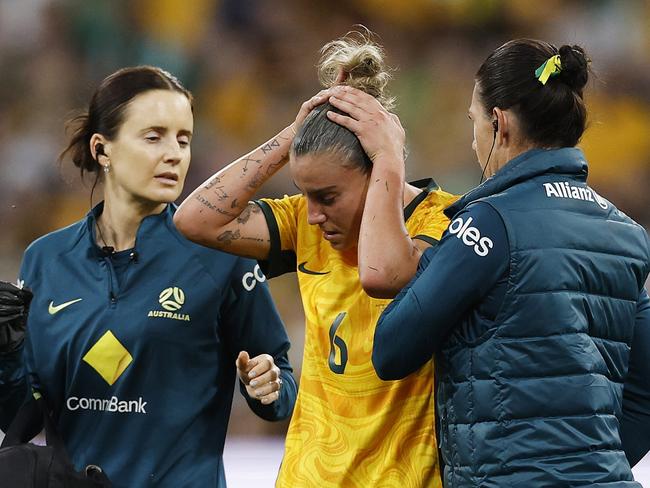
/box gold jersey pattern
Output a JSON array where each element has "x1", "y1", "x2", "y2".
[{"x1": 257, "y1": 180, "x2": 457, "y2": 488}]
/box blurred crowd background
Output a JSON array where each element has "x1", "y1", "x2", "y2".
[{"x1": 1, "y1": 0, "x2": 649, "y2": 438}]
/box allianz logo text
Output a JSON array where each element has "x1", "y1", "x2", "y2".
[
  {"x1": 543, "y1": 182, "x2": 608, "y2": 209},
  {"x1": 448, "y1": 216, "x2": 494, "y2": 257},
  {"x1": 66, "y1": 396, "x2": 147, "y2": 414}
]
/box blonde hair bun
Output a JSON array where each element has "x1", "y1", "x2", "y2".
[{"x1": 318, "y1": 28, "x2": 395, "y2": 111}]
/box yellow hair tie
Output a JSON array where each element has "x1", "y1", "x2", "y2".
[{"x1": 535, "y1": 55, "x2": 562, "y2": 85}]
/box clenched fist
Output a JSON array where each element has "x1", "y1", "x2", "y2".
[{"x1": 236, "y1": 351, "x2": 283, "y2": 405}]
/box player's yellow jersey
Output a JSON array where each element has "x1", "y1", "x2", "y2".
[{"x1": 257, "y1": 179, "x2": 457, "y2": 488}]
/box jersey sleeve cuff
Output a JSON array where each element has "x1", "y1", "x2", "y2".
[
  {"x1": 413, "y1": 234, "x2": 440, "y2": 248},
  {"x1": 254, "y1": 200, "x2": 296, "y2": 278}
]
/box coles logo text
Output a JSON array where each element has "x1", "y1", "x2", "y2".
[
  {"x1": 448, "y1": 216, "x2": 494, "y2": 257},
  {"x1": 242, "y1": 264, "x2": 267, "y2": 291}
]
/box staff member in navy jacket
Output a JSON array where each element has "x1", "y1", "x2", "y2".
[
  {"x1": 0, "y1": 66, "x2": 297, "y2": 487},
  {"x1": 373, "y1": 39, "x2": 650, "y2": 487}
]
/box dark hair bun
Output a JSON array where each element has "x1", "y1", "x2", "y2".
[
  {"x1": 476, "y1": 39, "x2": 589, "y2": 148},
  {"x1": 558, "y1": 45, "x2": 589, "y2": 92}
]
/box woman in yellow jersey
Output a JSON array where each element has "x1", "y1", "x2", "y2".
[{"x1": 175, "y1": 31, "x2": 456, "y2": 487}]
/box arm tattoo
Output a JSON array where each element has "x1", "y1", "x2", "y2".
[
  {"x1": 203, "y1": 176, "x2": 222, "y2": 190},
  {"x1": 260, "y1": 138, "x2": 280, "y2": 155},
  {"x1": 242, "y1": 156, "x2": 262, "y2": 173},
  {"x1": 195, "y1": 194, "x2": 217, "y2": 211},
  {"x1": 202, "y1": 175, "x2": 229, "y2": 201},
  {"x1": 216, "y1": 229, "x2": 241, "y2": 246},
  {"x1": 266, "y1": 160, "x2": 284, "y2": 175},
  {"x1": 211, "y1": 185, "x2": 229, "y2": 201},
  {"x1": 246, "y1": 171, "x2": 266, "y2": 190},
  {"x1": 237, "y1": 203, "x2": 261, "y2": 224},
  {"x1": 241, "y1": 236, "x2": 269, "y2": 243},
  {"x1": 215, "y1": 207, "x2": 237, "y2": 218},
  {"x1": 195, "y1": 194, "x2": 237, "y2": 217}
]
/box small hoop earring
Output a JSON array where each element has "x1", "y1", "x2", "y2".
[{"x1": 103, "y1": 165, "x2": 110, "y2": 174}]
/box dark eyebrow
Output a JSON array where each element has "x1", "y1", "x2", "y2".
[{"x1": 143, "y1": 126, "x2": 193, "y2": 137}]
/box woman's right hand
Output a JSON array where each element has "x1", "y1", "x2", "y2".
[
  {"x1": 290, "y1": 88, "x2": 336, "y2": 136},
  {"x1": 327, "y1": 85, "x2": 405, "y2": 166}
]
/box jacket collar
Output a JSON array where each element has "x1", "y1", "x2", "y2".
[
  {"x1": 445, "y1": 147, "x2": 589, "y2": 218},
  {"x1": 85, "y1": 202, "x2": 175, "y2": 258}
]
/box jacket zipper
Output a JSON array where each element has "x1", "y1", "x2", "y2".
[{"x1": 103, "y1": 256, "x2": 118, "y2": 307}]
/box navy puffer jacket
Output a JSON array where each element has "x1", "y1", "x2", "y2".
[{"x1": 438, "y1": 148, "x2": 649, "y2": 487}]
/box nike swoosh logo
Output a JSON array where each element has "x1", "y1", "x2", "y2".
[
  {"x1": 298, "y1": 262, "x2": 330, "y2": 275},
  {"x1": 48, "y1": 298, "x2": 83, "y2": 315}
]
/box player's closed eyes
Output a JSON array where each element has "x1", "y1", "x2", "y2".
[{"x1": 318, "y1": 195, "x2": 336, "y2": 206}]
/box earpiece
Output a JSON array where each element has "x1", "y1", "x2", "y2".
[
  {"x1": 95, "y1": 143, "x2": 105, "y2": 158},
  {"x1": 480, "y1": 119, "x2": 499, "y2": 185}
]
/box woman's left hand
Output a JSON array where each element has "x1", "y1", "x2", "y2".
[
  {"x1": 327, "y1": 85, "x2": 405, "y2": 166},
  {"x1": 236, "y1": 351, "x2": 283, "y2": 405}
]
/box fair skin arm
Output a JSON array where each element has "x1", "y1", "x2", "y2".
[
  {"x1": 174, "y1": 89, "x2": 334, "y2": 260},
  {"x1": 327, "y1": 86, "x2": 428, "y2": 298},
  {"x1": 236, "y1": 351, "x2": 282, "y2": 405}
]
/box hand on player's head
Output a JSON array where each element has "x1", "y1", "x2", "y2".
[
  {"x1": 292, "y1": 88, "x2": 337, "y2": 136},
  {"x1": 327, "y1": 85, "x2": 405, "y2": 165}
]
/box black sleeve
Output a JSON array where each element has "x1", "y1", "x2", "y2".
[
  {"x1": 0, "y1": 348, "x2": 29, "y2": 432},
  {"x1": 620, "y1": 288, "x2": 650, "y2": 467},
  {"x1": 373, "y1": 202, "x2": 509, "y2": 380},
  {"x1": 221, "y1": 257, "x2": 297, "y2": 421},
  {"x1": 0, "y1": 262, "x2": 38, "y2": 432},
  {"x1": 254, "y1": 201, "x2": 296, "y2": 279}
]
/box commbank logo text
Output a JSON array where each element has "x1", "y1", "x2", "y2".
[
  {"x1": 448, "y1": 216, "x2": 494, "y2": 257},
  {"x1": 543, "y1": 182, "x2": 608, "y2": 209},
  {"x1": 78, "y1": 332, "x2": 147, "y2": 415},
  {"x1": 66, "y1": 396, "x2": 147, "y2": 414}
]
